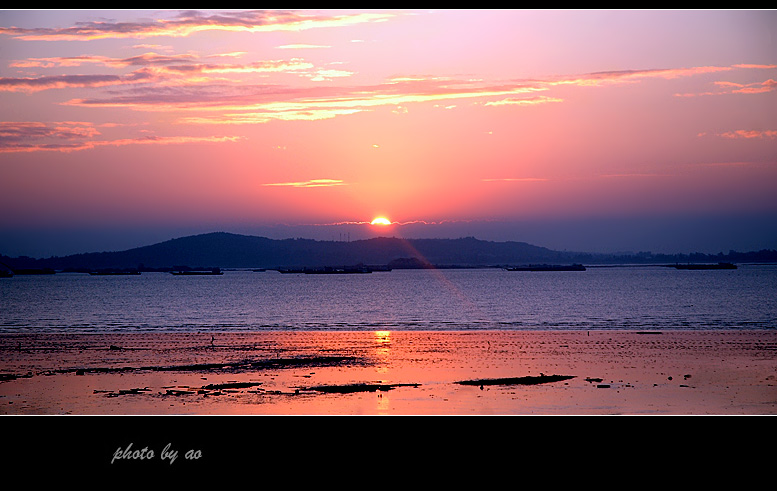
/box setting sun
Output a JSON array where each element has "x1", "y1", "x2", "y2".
[{"x1": 370, "y1": 217, "x2": 392, "y2": 226}]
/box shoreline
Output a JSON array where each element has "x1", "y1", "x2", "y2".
[{"x1": 1, "y1": 329, "x2": 775, "y2": 415}]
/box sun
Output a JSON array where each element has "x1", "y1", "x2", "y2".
[{"x1": 370, "y1": 217, "x2": 392, "y2": 226}]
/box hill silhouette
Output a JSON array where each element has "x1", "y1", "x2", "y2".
[
  {"x1": 0, "y1": 232, "x2": 571, "y2": 271},
  {"x1": 1, "y1": 232, "x2": 776, "y2": 271}
]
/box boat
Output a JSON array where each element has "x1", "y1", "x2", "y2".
[
  {"x1": 0, "y1": 260, "x2": 14, "y2": 277},
  {"x1": 672, "y1": 262, "x2": 737, "y2": 270},
  {"x1": 276, "y1": 264, "x2": 381, "y2": 274},
  {"x1": 170, "y1": 268, "x2": 223, "y2": 276},
  {"x1": 89, "y1": 270, "x2": 141, "y2": 276},
  {"x1": 304, "y1": 266, "x2": 373, "y2": 274},
  {"x1": 505, "y1": 264, "x2": 586, "y2": 272},
  {"x1": 10, "y1": 268, "x2": 56, "y2": 275}
]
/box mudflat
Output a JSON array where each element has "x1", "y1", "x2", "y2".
[{"x1": 1, "y1": 330, "x2": 775, "y2": 415}]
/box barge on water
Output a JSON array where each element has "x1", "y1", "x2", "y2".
[
  {"x1": 170, "y1": 268, "x2": 223, "y2": 276},
  {"x1": 89, "y1": 270, "x2": 141, "y2": 276},
  {"x1": 671, "y1": 262, "x2": 737, "y2": 270},
  {"x1": 505, "y1": 264, "x2": 586, "y2": 272},
  {"x1": 277, "y1": 266, "x2": 377, "y2": 274}
]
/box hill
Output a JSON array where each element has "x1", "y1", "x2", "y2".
[
  {"x1": 1, "y1": 232, "x2": 776, "y2": 271},
  {"x1": 0, "y1": 232, "x2": 570, "y2": 270}
]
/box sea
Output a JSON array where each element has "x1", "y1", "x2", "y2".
[{"x1": 1, "y1": 265, "x2": 776, "y2": 333}]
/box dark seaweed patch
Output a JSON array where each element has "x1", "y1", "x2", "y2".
[
  {"x1": 94, "y1": 387, "x2": 151, "y2": 397},
  {"x1": 455, "y1": 374, "x2": 576, "y2": 386},
  {"x1": 201, "y1": 382, "x2": 262, "y2": 390},
  {"x1": 0, "y1": 373, "x2": 31, "y2": 382},
  {"x1": 51, "y1": 355, "x2": 360, "y2": 376},
  {"x1": 304, "y1": 383, "x2": 420, "y2": 394}
]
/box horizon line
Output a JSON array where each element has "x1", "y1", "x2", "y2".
[{"x1": 3, "y1": 229, "x2": 776, "y2": 261}]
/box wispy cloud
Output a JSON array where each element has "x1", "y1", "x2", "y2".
[
  {"x1": 551, "y1": 65, "x2": 776, "y2": 98},
  {"x1": 598, "y1": 173, "x2": 676, "y2": 179},
  {"x1": 715, "y1": 78, "x2": 777, "y2": 95},
  {"x1": 182, "y1": 108, "x2": 366, "y2": 124},
  {"x1": 0, "y1": 72, "x2": 154, "y2": 93},
  {"x1": 0, "y1": 121, "x2": 99, "y2": 139},
  {"x1": 1, "y1": 55, "x2": 316, "y2": 93},
  {"x1": 300, "y1": 68, "x2": 355, "y2": 82},
  {"x1": 157, "y1": 78, "x2": 558, "y2": 124},
  {"x1": 0, "y1": 10, "x2": 396, "y2": 41},
  {"x1": 159, "y1": 59, "x2": 315, "y2": 77},
  {"x1": 277, "y1": 44, "x2": 331, "y2": 49},
  {"x1": 546, "y1": 65, "x2": 735, "y2": 89},
  {"x1": 6, "y1": 34, "x2": 773, "y2": 133},
  {"x1": 10, "y1": 52, "x2": 202, "y2": 69},
  {"x1": 718, "y1": 129, "x2": 777, "y2": 139},
  {"x1": 484, "y1": 96, "x2": 562, "y2": 107},
  {"x1": 673, "y1": 65, "x2": 777, "y2": 97},
  {"x1": 262, "y1": 178, "x2": 347, "y2": 188},
  {"x1": 481, "y1": 178, "x2": 548, "y2": 182},
  {"x1": 0, "y1": 121, "x2": 242, "y2": 153},
  {"x1": 691, "y1": 161, "x2": 756, "y2": 168},
  {"x1": 733, "y1": 64, "x2": 777, "y2": 69},
  {"x1": 54, "y1": 64, "x2": 772, "y2": 125}
]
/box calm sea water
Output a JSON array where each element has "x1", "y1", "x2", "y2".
[{"x1": 1, "y1": 265, "x2": 776, "y2": 333}]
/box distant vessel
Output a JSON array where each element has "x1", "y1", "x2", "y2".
[
  {"x1": 0, "y1": 260, "x2": 13, "y2": 278},
  {"x1": 170, "y1": 268, "x2": 223, "y2": 275},
  {"x1": 304, "y1": 266, "x2": 373, "y2": 274},
  {"x1": 672, "y1": 262, "x2": 737, "y2": 270},
  {"x1": 275, "y1": 265, "x2": 386, "y2": 274},
  {"x1": 89, "y1": 270, "x2": 141, "y2": 276},
  {"x1": 10, "y1": 268, "x2": 56, "y2": 275},
  {"x1": 505, "y1": 264, "x2": 586, "y2": 272}
]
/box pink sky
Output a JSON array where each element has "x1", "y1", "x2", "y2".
[{"x1": 1, "y1": 9, "x2": 776, "y2": 256}]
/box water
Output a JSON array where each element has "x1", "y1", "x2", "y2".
[{"x1": 1, "y1": 265, "x2": 776, "y2": 333}]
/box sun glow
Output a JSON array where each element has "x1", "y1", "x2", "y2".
[{"x1": 370, "y1": 217, "x2": 392, "y2": 226}]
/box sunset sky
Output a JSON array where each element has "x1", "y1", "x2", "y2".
[{"x1": 1, "y1": 9, "x2": 776, "y2": 257}]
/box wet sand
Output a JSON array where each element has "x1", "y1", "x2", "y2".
[{"x1": 1, "y1": 330, "x2": 776, "y2": 415}]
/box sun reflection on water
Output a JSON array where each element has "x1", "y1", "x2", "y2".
[
  {"x1": 374, "y1": 330, "x2": 391, "y2": 373},
  {"x1": 375, "y1": 330, "x2": 391, "y2": 343},
  {"x1": 374, "y1": 331, "x2": 392, "y2": 414}
]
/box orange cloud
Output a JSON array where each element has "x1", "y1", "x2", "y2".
[
  {"x1": 711, "y1": 79, "x2": 777, "y2": 95},
  {"x1": 732, "y1": 64, "x2": 777, "y2": 69},
  {"x1": 673, "y1": 66, "x2": 777, "y2": 97},
  {"x1": 719, "y1": 129, "x2": 777, "y2": 139},
  {"x1": 729, "y1": 79, "x2": 777, "y2": 94}
]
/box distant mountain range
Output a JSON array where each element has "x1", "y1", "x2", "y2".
[{"x1": 1, "y1": 232, "x2": 776, "y2": 272}]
